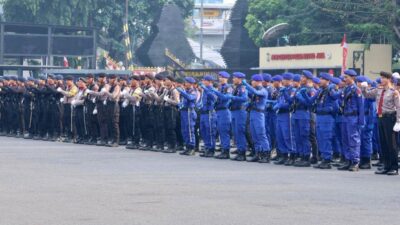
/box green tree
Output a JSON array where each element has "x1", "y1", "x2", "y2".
[
  {"x1": 245, "y1": 0, "x2": 399, "y2": 50},
  {"x1": 2, "y1": 0, "x2": 194, "y2": 61}
]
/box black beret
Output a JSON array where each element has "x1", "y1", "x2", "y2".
[
  {"x1": 145, "y1": 74, "x2": 154, "y2": 80},
  {"x1": 139, "y1": 75, "x2": 146, "y2": 81},
  {"x1": 65, "y1": 75, "x2": 74, "y2": 81},
  {"x1": 3, "y1": 76, "x2": 9, "y2": 81},
  {"x1": 10, "y1": 76, "x2": 18, "y2": 81},
  {"x1": 166, "y1": 75, "x2": 176, "y2": 82},
  {"x1": 380, "y1": 71, "x2": 392, "y2": 79},
  {"x1": 86, "y1": 74, "x2": 94, "y2": 79},
  {"x1": 175, "y1": 77, "x2": 184, "y2": 84},
  {"x1": 78, "y1": 77, "x2": 87, "y2": 83},
  {"x1": 109, "y1": 74, "x2": 117, "y2": 79},
  {"x1": 131, "y1": 75, "x2": 140, "y2": 81},
  {"x1": 56, "y1": 75, "x2": 63, "y2": 80},
  {"x1": 18, "y1": 77, "x2": 26, "y2": 82},
  {"x1": 98, "y1": 73, "x2": 106, "y2": 78},
  {"x1": 47, "y1": 74, "x2": 55, "y2": 79},
  {"x1": 155, "y1": 73, "x2": 165, "y2": 81},
  {"x1": 120, "y1": 75, "x2": 128, "y2": 81}
]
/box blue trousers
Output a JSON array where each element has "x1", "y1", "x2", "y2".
[
  {"x1": 180, "y1": 109, "x2": 197, "y2": 148},
  {"x1": 232, "y1": 110, "x2": 247, "y2": 152},
  {"x1": 200, "y1": 112, "x2": 217, "y2": 150},
  {"x1": 216, "y1": 109, "x2": 231, "y2": 150},
  {"x1": 341, "y1": 116, "x2": 361, "y2": 163},
  {"x1": 372, "y1": 120, "x2": 381, "y2": 154},
  {"x1": 250, "y1": 111, "x2": 270, "y2": 152},
  {"x1": 265, "y1": 110, "x2": 277, "y2": 150},
  {"x1": 276, "y1": 113, "x2": 294, "y2": 154},
  {"x1": 316, "y1": 115, "x2": 335, "y2": 160},
  {"x1": 361, "y1": 126, "x2": 373, "y2": 158},
  {"x1": 332, "y1": 119, "x2": 342, "y2": 155},
  {"x1": 293, "y1": 117, "x2": 311, "y2": 157}
]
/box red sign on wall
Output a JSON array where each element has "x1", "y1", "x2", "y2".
[{"x1": 271, "y1": 52, "x2": 326, "y2": 61}]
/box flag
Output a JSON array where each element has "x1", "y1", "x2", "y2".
[
  {"x1": 341, "y1": 34, "x2": 348, "y2": 75},
  {"x1": 63, "y1": 57, "x2": 69, "y2": 68}
]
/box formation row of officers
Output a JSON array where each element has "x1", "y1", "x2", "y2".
[{"x1": 0, "y1": 69, "x2": 399, "y2": 175}]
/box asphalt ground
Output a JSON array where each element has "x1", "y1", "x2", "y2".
[{"x1": 0, "y1": 136, "x2": 399, "y2": 225}]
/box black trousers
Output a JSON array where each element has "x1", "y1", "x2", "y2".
[
  {"x1": 74, "y1": 105, "x2": 86, "y2": 139},
  {"x1": 46, "y1": 102, "x2": 59, "y2": 137},
  {"x1": 97, "y1": 102, "x2": 109, "y2": 142},
  {"x1": 141, "y1": 104, "x2": 155, "y2": 146},
  {"x1": 63, "y1": 103, "x2": 73, "y2": 138},
  {"x1": 378, "y1": 114, "x2": 399, "y2": 171},
  {"x1": 85, "y1": 102, "x2": 98, "y2": 141},
  {"x1": 119, "y1": 103, "x2": 130, "y2": 142},
  {"x1": 126, "y1": 105, "x2": 141, "y2": 145},
  {"x1": 154, "y1": 105, "x2": 165, "y2": 147},
  {"x1": 107, "y1": 102, "x2": 120, "y2": 143},
  {"x1": 175, "y1": 110, "x2": 184, "y2": 147},
  {"x1": 164, "y1": 106, "x2": 178, "y2": 148}
]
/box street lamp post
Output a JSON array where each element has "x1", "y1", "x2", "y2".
[{"x1": 200, "y1": 0, "x2": 204, "y2": 65}]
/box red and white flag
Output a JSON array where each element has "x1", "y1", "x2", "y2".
[
  {"x1": 341, "y1": 34, "x2": 348, "y2": 74},
  {"x1": 63, "y1": 57, "x2": 69, "y2": 67}
]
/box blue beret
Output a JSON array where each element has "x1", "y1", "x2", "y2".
[
  {"x1": 218, "y1": 71, "x2": 230, "y2": 78},
  {"x1": 232, "y1": 72, "x2": 246, "y2": 79},
  {"x1": 344, "y1": 69, "x2": 357, "y2": 77},
  {"x1": 365, "y1": 77, "x2": 373, "y2": 85},
  {"x1": 356, "y1": 76, "x2": 367, "y2": 83},
  {"x1": 18, "y1": 77, "x2": 26, "y2": 82},
  {"x1": 262, "y1": 73, "x2": 272, "y2": 82},
  {"x1": 302, "y1": 70, "x2": 313, "y2": 79},
  {"x1": 185, "y1": 76, "x2": 196, "y2": 84},
  {"x1": 202, "y1": 75, "x2": 215, "y2": 81},
  {"x1": 272, "y1": 75, "x2": 283, "y2": 82},
  {"x1": 251, "y1": 74, "x2": 264, "y2": 82},
  {"x1": 320, "y1": 72, "x2": 332, "y2": 81},
  {"x1": 282, "y1": 72, "x2": 293, "y2": 80},
  {"x1": 312, "y1": 77, "x2": 321, "y2": 84},
  {"x1": 339, "y1": 75, "x2": 345, "y2": 81},
  {"x1": 376, "y1": 77, "x2": 381, "y2": 84},
  {"x1": 331, "y1": 77, "x2": 341, "y2": 85},
  {"x1": 371, "y1": 81, "x2": 378, "y2": 88},
  {"x1": 293, "y1": 74, "x2": 301, "y2": 82}
]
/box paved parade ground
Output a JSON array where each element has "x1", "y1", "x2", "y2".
[{"x1": 1, "y1": 137, "x2": 399, "y2": 225}]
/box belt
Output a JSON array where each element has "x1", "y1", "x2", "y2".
[
  {"x1": 251, "y1": 108, "x2": 264, "y2": 113},
  {"x1": 277, "y1": 109, "x2": 290, "y2": 114},
  {"x1": 343, "y1": 111, "x2": 358, "y2": 116},
  {"x1": 230, "y1": 106, "x2": 246, "y2": 111},
  {"x1": 215, "y1": 107, "x2": 228, "y2": 111},
  {"x1": 316, "y1": 111, "x2": 334, "y2": 116},
  {"x1": 379, "y1": 112, "x2": 396, "y2": 118}
]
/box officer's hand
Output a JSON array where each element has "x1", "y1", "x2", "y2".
[
  {"x1": 144, "y1": 90, "x2": 149, "y2": 95},
  {"x1": 360, "y1": 82, "x2": 368, "y2": 88},
  {"x1": 93, "y1": 108, "x2": 98, "y2": 115},
  {"x1": 60, "y1": 97, "x2": 64, "y2": 103},
  {"x1": 56, "y1": 87, "x2": 63, "y2": 92},
  {"x1": 71, "y1": 100, "x2": 76, "y2": 106},
  {"x1": 122, "y1": 100, "x2": 129, "y2": 108},
  {"x1": 393, "y1": 122, "x2": 400, "y2": 132},
  {"x1": 272, "y1": 103, "x2": 280, "y2": 111},
  {"x1": 163, "y1": 96, "x2": 170, "y2": 102}
]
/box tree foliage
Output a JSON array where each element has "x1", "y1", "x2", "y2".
[
  {"x1": 2, "y1": 0, "x2": 194, "y2": 60},
  {"x1": 245, "y1": 0, "x2": 400, "y2": 50}
]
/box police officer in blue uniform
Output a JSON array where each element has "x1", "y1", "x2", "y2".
[
  {"x1": 177, "y1": 77, "x2": 199, "y2": 156},
  {"x1": 198, "y1": 75, "x2": 217, "y2": 157},
  {"x1": 274, "y1": 73, "x2": 295, "y2": 165},
  {"x1": 291, "y1": 71, "x2": 315, "y2": 167},
  {"x1": 269, "y1": 75, "x2": 282, "y2": 160},
  {"x1": 242, "y1": 74, "x2": 270, "y2": 163},
  {"x1": 338, "y1": 69, "x2": 365, "y2": 172},
  {"x1": 211, "y1": 71, "x2": 232, "y2": 159},
  {"x1": 230, "y1": 72, "x2": 249, "y2": 161},
  {"x1": 356, "y1": 76, "x2": 376, "y2": 169},
  {"x1": 308, "y1": 73, "x2": 340, "y2": 169}
]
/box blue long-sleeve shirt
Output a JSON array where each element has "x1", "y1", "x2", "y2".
[
  {"x1": 178, "y1": 87, "x2": 198, "y2": 109},
  {"x1": 230, "y1": 84, "x2": 248, "y2": 110},
  {"x1": 243, "y1": 82, "x2": 268, "y2": 111},
  {"x1": 212, "y1": 83, "x2": 232, "y2": 110}
]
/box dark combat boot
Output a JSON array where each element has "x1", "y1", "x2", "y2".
[
  {"x1": 215, "y1": 149, "x2": 230, "y2": 159},
  {"x1": 337, "y1": 160, "x2": 351, "y2": 171},
  {"x1": 359, "y1": 157, "x2": 371, "y2": 169},
  {"x1": 274, "y1": 153, "x2": 288, "y2": 165},
  {"x1": 200, "y1": 149, "x2": 215, "y2": 158},
  {"x1": 258, "y1": 152, "x2": 270, "y2": 163},
  {"x1": 231, "y1": 151, "x2": 246, "y2": 161},
  {"x1": 313, "y1": 160, "x2": 332, "y2": 169}
]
